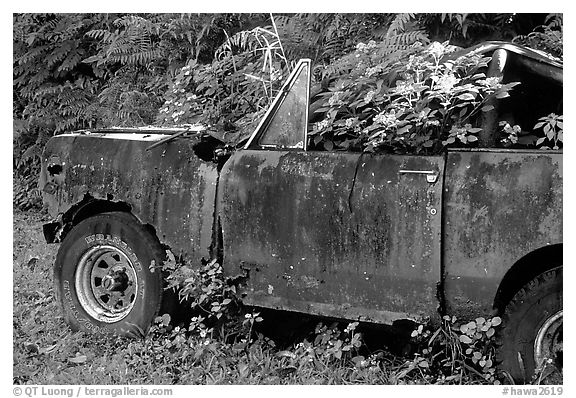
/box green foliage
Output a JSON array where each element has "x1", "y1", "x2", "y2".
[
  {"x1": 534, "y1": 113, "x2": 563, "y2": 150},
  {"x1": 274, "y1": 14, "x2": 396, "y2": 64},
  {"x1": 156, "y1": 24, "x2": 288, "y2": 144},
  {"x1": 309, "y1": 40, "x2": 518, "y2": 153},
  {"x1": 13, "y1": 13, "x2": 563, "y2": 208},
  {"x1": 13, "y1": 14, "x2": 103, "y2": 134},
  {"x1": 164, "y1": 257, "x2": 238, "y2": 322},
  {"x1": 399, "y1": 315, "x2": 502, "y2": 384},
  {"x1": 513, "y1": 14, "x2": 563, "y2": 57}
]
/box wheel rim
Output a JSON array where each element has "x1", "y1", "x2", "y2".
[
  {"x1": 75, "y1": 245, "x2": 138, "y2": 323},
  {"x1": 534, "y1": 310, "x2": 563, "y2": 371}
]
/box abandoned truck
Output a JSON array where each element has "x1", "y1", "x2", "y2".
[{"x1": 39, "y1": 42, "x2": 562, "y2": 382}]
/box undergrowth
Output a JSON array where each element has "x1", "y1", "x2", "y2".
[
  {"x1": 13, "y1": 210, "x2": 552, "y2": 385},
  {"x1": 156, "y1": 257, "x2": 504, "y2": 385}
]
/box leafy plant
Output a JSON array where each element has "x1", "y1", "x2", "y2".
[
  {"x1": 399, "y1": 315, "x2": 502, "y2": 384},
  {"x1": 499, "y1": 121, "x2": 522, "y2": 147},
  {"x1": 310, "y1": 321, "x2": 363, "y2": 361},
  {"x1": 15, "y1": 211, "x2": 549, "y2": 385},
  {"x1": 162, "y1": 253, "x2": 368, "y2": 366},
  {"x1": 242, "y1": 312, "x2": 264, "y2": 343},
  {"x1": 156, "y1": 22, "x2": 289, "y2": 145},
  {"x1": 513, "y1": 14, "x2": 563, "y2": 58},
  {"x1": 14, "y1": 13, "x2": 562, "y2": 209},
  {"x1": 13, "y1": 119, "x2": 51, "y2": 210},
  {"x1": 534, "y1": 113, "x2": 563, "y2": 150},
  {"x1": 309, "y1": 40, "x2": 519, "y2": 154},
  {"x1": 164, "y1": 256, "x2": 238, "y2": 323},
  {"x1": 420, "y1": 14, "x2": 554, "y2": 48},
  {"x1": 274, "y1": 14, "x2": 397, "y2": 65}
]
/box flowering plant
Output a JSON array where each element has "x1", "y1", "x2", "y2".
[{"x1": 310, "y1": 40, "x2": 519, "y2": 153}]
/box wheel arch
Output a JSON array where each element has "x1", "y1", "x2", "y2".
[
  {"x1": 52, "y1": 195, "x2": 158, "y2": 244},
  {"x1": 67, "y1": 197, "x2": 131, "y2": 223},
  {"x1": 493, "y1": 244, "x2": 563, "y2": 313}
]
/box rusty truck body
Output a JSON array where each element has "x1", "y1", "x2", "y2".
[{"x1": 39, "y1": 42, "x2": 562, "y2": 382}]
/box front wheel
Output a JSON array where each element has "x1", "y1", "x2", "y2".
[
  {"x1": 497, "y1": 267, "x2": 562, "y2": 383},
  {"x1": 54, "y1": 212, "x2": 165, "y2": 336}
]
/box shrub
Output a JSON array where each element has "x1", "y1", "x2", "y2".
[
  {"x1": 309, "y1": 40, "x2": 520, "y2": 154},
  {"x1": 396, "y1": 315, "x2": 502, "y2": 384},
  {"x1": 156, "y1": 26, "x2": 289, "y2": 146}
]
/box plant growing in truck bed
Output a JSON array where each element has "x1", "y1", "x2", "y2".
[
  {"x1": 534, "y1": 113, "x2": 563, "y2": 150},
  {"x1": 308, "y1": 40, "x2": 519, "y2": 153},
  {"x1": 159, "y1": 36, "x2": 562, "y2": 155}
]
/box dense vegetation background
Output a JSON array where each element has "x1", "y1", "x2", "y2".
[{"x1": 13, "y1": 13, "x2": 562, "y2": 210}]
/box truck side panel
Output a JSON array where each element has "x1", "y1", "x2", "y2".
[
  {"x1": 218, "y1": 150, "x2": 445, "y2": 324},
  {"x1": 442, "y1": 149, "x2": 562, "y2": 318},
  {"x1": 41, "y1": 135, "x2": 218, "y2": 264}
]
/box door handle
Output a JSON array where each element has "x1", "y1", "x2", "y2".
[{"x1": 399, "y1": 170, "x2": 439, "y2": 183}]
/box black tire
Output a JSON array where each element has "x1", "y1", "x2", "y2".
[
  {"x1": 497, "y1": 267, "x2": 562, "y2": 383},
  {"x1": 54, "y1": 212, "x2": 165, "y2": 336}
]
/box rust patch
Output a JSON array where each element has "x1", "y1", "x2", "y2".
[
  {"x1": 442, "y1": 149, "x2": 562, "y2": 317},
  {"x1": 40, "y1": 135, "x2": 219, "y2": 265},
  {"x1": 218, "y1": 150, "x2": 445, "y2": 323}
]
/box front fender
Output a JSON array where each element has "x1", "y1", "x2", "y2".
[{"x1": 40, "y1": 133, "x2": 219, "y2": 263}]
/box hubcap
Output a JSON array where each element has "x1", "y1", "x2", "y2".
[
  {"x1": 534, "y1": 310, "x2": 563, "y2": 372},
  {"x1": 75, "y1": 245, "x2": 138, "y2": 323}
]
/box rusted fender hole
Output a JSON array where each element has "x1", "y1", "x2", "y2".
[{"x1": 47, "y1": 164, "x2": 63, "y2": 176}]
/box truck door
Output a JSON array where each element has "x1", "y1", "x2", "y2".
[{"x1": 218, "y1": 60, "x2": 444, "y2": 323}]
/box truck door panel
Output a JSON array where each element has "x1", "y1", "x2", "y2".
[{"x1": 218, "y1": 150, "x2": 445, "y2": 323}]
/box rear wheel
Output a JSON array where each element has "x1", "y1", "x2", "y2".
[
  {"x1": 497, "y1": 267, "x2": 562, "y2": 383},
  {"x1": 54, "y1": 212, "x2": 165, "y2": 336}
]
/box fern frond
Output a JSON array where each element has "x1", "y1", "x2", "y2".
[
  {"x1": 36, "y1": 15, "x2": 62, "y2": 36},
  {"x1": 46, "y1": 40, "x2": 74, "y2": 68},
  {"x1": 382, "y1": 30, "x2": 429, "y2": 50},
  {"x1": 85, "y1": 29, "x2": 118, "y2": 43},
  {"x1": 387, "y1": 13, "x2": 416, "y2": 37},
  {"x1": 17, "y1": 45, "x2": 49, "y2": 65},
  {"x1": 57, "y1": 51, "x2": 83, "y2": 74}
]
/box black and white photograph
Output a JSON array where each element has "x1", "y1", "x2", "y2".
[{"x1": 12, "y1": 10, "x2": 564, "y2": 390}]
